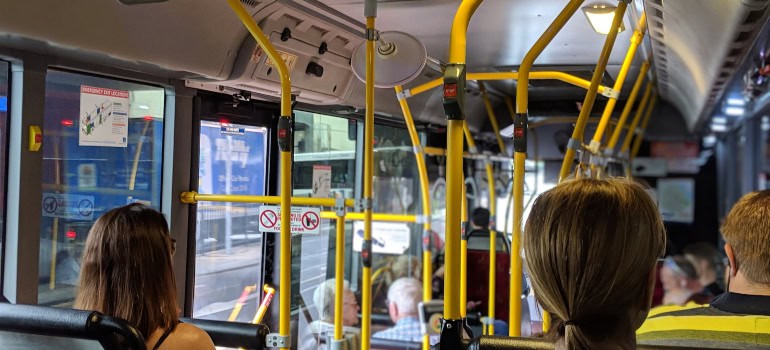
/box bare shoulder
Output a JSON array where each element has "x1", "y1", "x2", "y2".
[{"x1": 170, "y1": 323, "x2": 215, "y2": 349}]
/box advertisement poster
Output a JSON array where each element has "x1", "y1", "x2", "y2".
[
  {"x1": 657, "y1": 178, "x2": 695, "y2": 224},
  {"x1": 79, "y1": 85, "x2": 129, "y2": 147},
  {"x1": 312, "y1": 165, "x2": 331, "y2": 198},
  {"x1": 198, "y1": 121, "x2": 267, "y2": 196},
  {"x1": 352, "y1": 221, "x2": 411, "y2": 255}
]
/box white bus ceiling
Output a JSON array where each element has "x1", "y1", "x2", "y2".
[{"x1": 0, "y1": 0, "x2": 767, "y2": 138}]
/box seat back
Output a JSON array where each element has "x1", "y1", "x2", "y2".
[
  {"x1": 181, "y1": 317, "x2": 268, "y2": 349},
  {"x1": 466, "y1": 250, "x2": 511, "y2": 323},
  {"x1": 0, "y1": 302, "x2": 145, "y2": 349},
  {"x1": 465, "y1": 335, "x2": 735, "y2": 350}
]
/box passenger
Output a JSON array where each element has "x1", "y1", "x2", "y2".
[
  {"x1": 659, "y1": 255, "x2": 712, "y2": 305},
  {"x1": 373, "y1": 278, "x2": 423, "y2": 342},
  {"x1": 74, "y1": 204, "x2": 214, "y2": 350},
  {"x1": 638, "y1": 190, "x2": 770, "y2": 348},
  {"x1": 470, "y1": 207, "x2": 491, "y2": 231},
  {"x1": 301, "y1": 279, "x2": 360, "y2": 350},
  {"x1": 523, "y1": 178, "x2": 665, "y2": 350},
  {"x1": 389, "y1": 255, "x2": 421, "y2": 282},
  {"x1": 682, "y1": 242, "x2": 725, "y2": 296}
]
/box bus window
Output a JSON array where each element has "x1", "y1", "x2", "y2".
[
  {"x1": 38, "y1": 70, "x2": 165, "y2": 306},
  {"x1": 291, "y1": 111, "x2": 357, "y2": 344},
  {"x1": 192, "y1": 120, "x2": 268, "y2": 322},
  {"x1": 0, "y1": 60, "x2": 9, "y2": 286}
]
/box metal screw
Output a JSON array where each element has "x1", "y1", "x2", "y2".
[{"x1": 447, "y1": 324, "x2": 452, "y2": 329}]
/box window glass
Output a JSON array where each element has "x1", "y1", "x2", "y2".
[
  {"x1": 38, "y1": 70, "x2": 164, "y2": 306},
  {"x1": 192, "y1": 120, "x2": 268, "y2": 322},
  {"x1": 0, "y1": 60, "x2": 8, "y2": 283},
  {"x1": 292, "y1": 111, "x2": 357, "y2": 345}
]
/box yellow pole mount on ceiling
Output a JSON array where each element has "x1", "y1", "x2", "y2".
[
  {"x1": 443, "y1": 0, "x2": 482, "y2": 348},
  {"x1": 225, "y1": 1, "x2": 293, "y2": 348}
]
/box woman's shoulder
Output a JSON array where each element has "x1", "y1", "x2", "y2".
[{"x1": 166, "y1": 323, "x2": 215, "y2": 349}]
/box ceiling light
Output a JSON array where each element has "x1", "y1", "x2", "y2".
[
  {"x1": 724, "y1": 106, "x2": 745, "y2": 116},
  {"x1": 582, "y1": 3, "x2": 626, "y2": 35},
  {"x1": 711, "y1": 123, "x2": 727, "y2": 132},
  {"x1": 712, "y1": 116, "x2": 727, "y2": 124},
  {"x1": 726, "y1": 97, "x2": 745, "y2": 106},
  {"x1": 138, "y1": 105, "x2": 150, "y2": 110},
  {"x1": 702, "y1": 134, "x2": 717, "y2": 148}
]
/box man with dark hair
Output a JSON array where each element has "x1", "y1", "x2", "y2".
[
  {"x1": 470, "y1": 207, "x2": 490, "y2": 230},
  {"x1": 638, "y1": 190, "x2": 770, "y2": 348},
  {"x1": 683, "y1": 242, "x2": 725, "y2": 296}
]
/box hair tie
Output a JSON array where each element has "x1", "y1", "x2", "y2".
[{"x1": 564, "y1": 320, "x2": 577, "y2": 326}]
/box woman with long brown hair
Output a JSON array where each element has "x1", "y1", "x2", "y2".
[
  {"x1": 75, "y1": 204, "x2": 214, "y2": 350},
  {"x1": 524, "y1": 178, "x2": 665, "y2": 350}
]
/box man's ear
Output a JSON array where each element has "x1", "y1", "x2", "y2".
[{"x1": 724, "y1": 243, "x2": 738, "y2": 277}]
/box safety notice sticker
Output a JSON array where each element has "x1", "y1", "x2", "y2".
[
  {"x1": 258, "y1": 205, "x2": 321, "y2": 235},
  {"x1": 42, "y1": 193, "x2": 95, "y2": 220},
  {"x1": 79, "y1": 85, "x2": 129, "y2": 148}
]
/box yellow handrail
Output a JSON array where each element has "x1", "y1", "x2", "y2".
[
  {"x1": 631, "y1": 96, "x2": 658, "y2": 159},
  {"x1": 619, "y1": 82, "x2": 654, "y2": 155},
  {"x1": 320, "y1": 211, "x2": 418, "y2": 223},
  {"x1": 605, "y1": 58, "x2": 651, "y2": 153},
  {"x1": 225, "y1": 1, "x2": 292, "y2": 344},
  {"x1": 589, "y1": 12, "x2": 648, "y2": 153},
  {"x1": 180, "y1": 192, "x2": 355, "y2": 208},
  {"x1": 406, "y1": 71, "x2": 613, "y2": 98},
  {"x1": 394, "y1": 85, "x2": 433, "y2": 350},
  {"x1": 558, "y1": 1, "x2": 628, "y2": 182},
  {"x1": 514, "y1": 0, "x2": 586, "y2": 335},
  {"x1": 333, "y1": 214, "x2": 346, "y2": 341},
  {"x1": 480, "y1": 83, "x2": 507, "y2": 154},
  {"x1": 445, "y1": 0, "x2": 483, "y2": 329},
  {"x1": 361, "y1": 9, "x2": 376, "y2": 350}
]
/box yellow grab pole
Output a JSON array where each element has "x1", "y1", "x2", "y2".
[
  {"x1": 631, "y1": 96, "x2": 657, "y2": 159},
  {"x1": 460, "y1": 178, "x2": 468, "y2": 318},
  {"x1": 514, "y1": 0, "x2": 585, "y2": 335},
  {"x1": 180, "y1": 192, "x2": 355, "y2": 208},
  {"x1": 480, "y1": 83, "x2": 507, "y2": 155},
  {"x1": 226, "y1": 0, "x2": 292, "y2": 344},
  {"x1": 443, "y1": 2, "x2": 483, "y2": 338},
  {"x1": 361, "y1": 3, "x2": 377, "y2": 348},
  {"x1": 320, "y1": 211, "x2": 418, "y2": 223},
  {"x1": 487, "y1": 228, "x2": 496, "y2": 335},
  {"x1": 253, "y1": 285, "x2": 276, "y2": 324},
  {"x1": 588, "y1": 12, "x2": 648, "y2": 153},
  {"x1": 619, "y1": 82, "x2": 654, "y2": 155},
  {"x1": 333, "y1": 214, "x2": 346, "y2": 340},
  {"x1": 557, "y1": 1, "x2": 628, "y2": 183},
  {"x1": 228, "y1": 285, "x2": 257, "y2": 321},
  {"x1": 407, "y1": 71, "x2": 614, "y2": 98},
  {"x1": 394, "y1": 85, "x2": 432, "y2": 350},
  {"x1": 623, "y1": 92, "x2": 657, "y2": 156},
  {"x1": 605, "y1": 58, "x2": 651, "y2": 152}
]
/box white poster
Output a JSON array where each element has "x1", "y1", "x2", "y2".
[
  {"x1": 312, "y1": 165, "x2": 331, "y2": 198},
  {"x1": 352, "y1": 221, "x2": 411, "y2": 255},
  {"x1": 258, "y1": 205, "x2": 321, "y2": 235},
  {"x1": 657, "y1": 178, "x2": 695, "y2": 224},
  {"x1": 79, "y1": 85, "x2": 129, "y2": 147}
]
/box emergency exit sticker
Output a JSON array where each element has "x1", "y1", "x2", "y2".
[{"x1": 258, "y1": 205, "x2": 320, "y2": 235}]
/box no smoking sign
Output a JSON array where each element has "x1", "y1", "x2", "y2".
[{"x1": 258, "y1": 205, "x2": 321, "y2": 235}]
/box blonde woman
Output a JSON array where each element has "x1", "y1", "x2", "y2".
[{"x1": 524, "y1": 178, "x2": 665, "y2": 350}]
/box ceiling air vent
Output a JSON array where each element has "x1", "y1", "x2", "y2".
[{"x1": 240, "y1": 0, "x2": 259, "y2": 7}]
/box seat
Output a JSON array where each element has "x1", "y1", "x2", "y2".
[
  {"x1": 466, "y1": 230, "x2": 512, "y2": 324},
  {"x1": 180, "y1": 317, "x2": 269, "y2": 349},
  {"x1": 0, "y1": 302, "x2": 145, "y2": 350},
  {"x1": 464, "y1": 335, "x2": 736, "y2": 350}
]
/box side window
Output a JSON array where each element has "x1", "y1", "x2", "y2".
[
  {"x1": 192, "y1": 120, "x2": 268, "y2": 322},
  {"x1": 38, "y1": 70, "x2": 165, "y2": 306},
  {"x1": 0, "y1": 61, "x2": 9, "y2": 284}
]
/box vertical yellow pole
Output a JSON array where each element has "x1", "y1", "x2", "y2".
[
  {"x1": 631, "y1": 96, "x2": 657, "y2": 159},
  {"x1": 558, "y1": 2, "x2": 628, "y2": 182},
  {"x1": 622, "y1": 92, "x2": 657, "y2": 155},
  {"x1": 480, "y1": 83, "x2": 507, "y2": 155},
  {"x1": 225, "y1": 1, "x2": 293, "y2": 346},
  {"x1": 361, "y1": 5, "x2": 376, "y2": 348},
  {"x1": 460, "y1": 181, "x2": 468, "y2": 319},
  {"x1": 394, "y1": 86, "x2": 433, "y2": 350},
  {"x1": 619, "y1": 82, "x2": 654, "y2": 155},
  {"x1": 514, "y1": 0, "x2": 586, "y2": 335},
  {"x1": 605, "y1": 58, "x2": 651, "y2": 152},
  {"x1": 588, "y1": 12, "x2": 647, "y2": 153},
  {"x1": 334, "y1": 215, "x2": 346, "y2": 340},
  {"x1": 444, "y1": 0, "x2": 483, "y2": 331}
]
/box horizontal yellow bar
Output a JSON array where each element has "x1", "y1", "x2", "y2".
[
  {"x1": 321, "y1": 211, "x2": 419, "y2": 223},
  {"x1": 406, "y1": 71, "x2": 610, "y2": 98},
  {"x1": 181, "y1": 192, "x2": 355, "y2": 207},
  {"x1": 423, "y1": 146, "x2": 513, "y2": 162}
]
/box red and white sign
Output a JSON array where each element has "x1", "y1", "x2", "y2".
[{"x1": 258, "y1": 205, "x2": 321, "y2": 235}]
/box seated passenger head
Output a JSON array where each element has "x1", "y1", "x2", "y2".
[
  {"x1": 386, "y1": 278, "x2": 422, "y2": 323},
  {"x1": 683, "y1": 242, "x2": 723, "y2": 285},
  {"x1": 390, "y1": 255, "x2": 421, "y2": 281},
  {"x1": 721, "y1": 190, "x2": 770, "y2": 290},
  {"x1": 313, "y1": 279, "x2": 359, "y2": 326},
  {"x1": 660, "y1": 255, "x2": 699, "y2": 292},
  {"x1": 74, "y1": 204, "x2": 177, "y2": 339},
  {"x1": 523, "y1": 178, "x2": 665, "y2": 349},
  {"x1": 471, "y1": 207, "x2": 490, "y2": 229}
]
